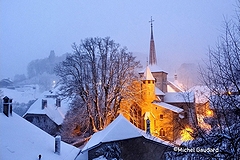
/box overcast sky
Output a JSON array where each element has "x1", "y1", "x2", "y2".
[{"x1": 0, "y1": 0, "x2": 237, "y2": 79}]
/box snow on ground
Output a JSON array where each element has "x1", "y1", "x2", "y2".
[
  {"x1": 0, "y1": 112, "x2": 80, "y2": 160},
  {"x1": 0, "y1": 85, "x2": 41, "y2": 103}
]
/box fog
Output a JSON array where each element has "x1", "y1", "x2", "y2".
[{"x1": 0, "y1": 0, "x2": 236, "y2": 80}]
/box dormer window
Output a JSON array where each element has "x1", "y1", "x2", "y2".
[
  {"x1": 42, "y1": 99, "x2": 47, "y2": 109},
  {"x1": 56, "y1": 98, "x2": 61, "y2": 107}
]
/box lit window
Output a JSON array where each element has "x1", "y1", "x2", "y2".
[{"x1": 160, "y1": 114, "x2": 163, "y2": 120}]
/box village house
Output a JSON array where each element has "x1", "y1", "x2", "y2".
[{"x1": 23, "y1": 87, "x2": 70, "y2": 135}]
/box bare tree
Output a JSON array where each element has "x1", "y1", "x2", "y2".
[
  {"x1": 55, "y1": 37, "x2": 141, "y2": 134},
  {"x1": 167, "y1": 9, "x2": 240, "y2": 160}
]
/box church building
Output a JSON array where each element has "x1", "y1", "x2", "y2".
[{"x1": 120, "y1": 18, "x2": 196, "y2": 142}]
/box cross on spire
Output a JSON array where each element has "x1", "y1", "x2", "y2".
[{"x1": 149, "y1": 16, "x2": 154, "y2": 27}]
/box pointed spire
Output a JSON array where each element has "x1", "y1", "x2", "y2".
[
  {"x1": 149, "y1": 16, "x2": 157, "y2": 65},
  {"x1": 143, "y1": 66, "x2": 155, "y2": 81}
]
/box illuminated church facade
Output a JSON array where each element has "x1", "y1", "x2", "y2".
[{"x1": 120, "y1": 18, "x2": 197, "y2": 142}]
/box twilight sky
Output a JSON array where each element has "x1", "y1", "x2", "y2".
[{"x1": 0, "y1": 0, "x2": 237, "y2": 79}]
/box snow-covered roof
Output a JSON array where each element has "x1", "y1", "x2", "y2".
[
  {"x1": 167, "y1": 80, "x2": 183, "y2": 92},
  {"x1": 155, "y1": 87, "x2": 165, "y2": 96},
  {"x1": 81, "y1": 114, "x2": 172, "y2": 152},
  {"x1": 139, "y1": 64, "x2": 167, "y2": 73},
  {"x1": 189, "y1": 85, "x2": 210, "y2": 104},
  {"x1": 153, "y1": 102, "x2": 183, "y2": 113},
  {"x1": 142, "y1": 66, "x2": 155, "y2": 80},
  {"x1": 164, "y1": 92, "x2": 194, "y2": 103},
  {"x1": 0, "y1": 112, "x2": 80, "y2": 160},
  {"x1": 24, "y1": 88, "x2": 70, "y2": 125}
]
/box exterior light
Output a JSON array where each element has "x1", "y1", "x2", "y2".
[{"x1": 181, "y1": 127, "x2": 194, "y2": 141}]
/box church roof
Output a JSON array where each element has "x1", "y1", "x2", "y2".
[
  {"x1": 81, "y1": 114, "x2": 172, "y2": 152},
  {"x1": 153, "y1": 102, "x2": 183, "y2": 113},
  {"x1": 155, "y1": 87, "x2": 165, "y2": 96},
  {"x1": 164, "y1": 92, "x2": 195, "y2": 103},
  {"x1": 167, "y1": 80, "x2": 183, "y2": 92},
  {"x1": 149, "y1": 64, "x2": 167, "y2": 73},
  {"x1": 142, "y1": 66, "x2": 155, "y2": 80},
  {"x1": 139, "y1": 64, "x2": 167, "y2": 74}
]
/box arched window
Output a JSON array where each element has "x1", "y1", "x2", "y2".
[
  {"x1": 159, "y1": 128, "x2": 166, "y2": 137},
  {"x1": 130, "y1": 104, "x2": 143, "y2": 129}
]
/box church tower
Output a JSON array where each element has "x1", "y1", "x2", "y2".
[
  {"x1": 140, "y1": 17, "x2": 168, "y2": 93},
  {"x1": 141, "y1": 66, "x2": 156, "y2": 103}
]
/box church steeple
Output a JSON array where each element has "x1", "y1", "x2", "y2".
[{"x1": 149, "y1": 17, "x2": 157, "y2": 65}]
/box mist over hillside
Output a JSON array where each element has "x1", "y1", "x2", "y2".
[{"x1": 8, "y1": 50, "x2": 68, "y2": 92}]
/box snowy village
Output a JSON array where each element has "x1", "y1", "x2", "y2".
[{"x1": 1, "y1": 1, "x2": 240, "y2": 160}]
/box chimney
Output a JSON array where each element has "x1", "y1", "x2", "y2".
[
  {"x1": 42, "y1": 99, "x2": 47, "y2": 109},
  {"x1": 56, "y1": 98, "x2": 61, "y2": 107},
  {"x1": 146, "y1": 118, "x2": 151, "y2": 135},
  {"x1": 55, "y1": 135, "x2": 61, "y2": 155},
  {"x1": 3, "y1": 96, "x2": 12, "y2": 117}
]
